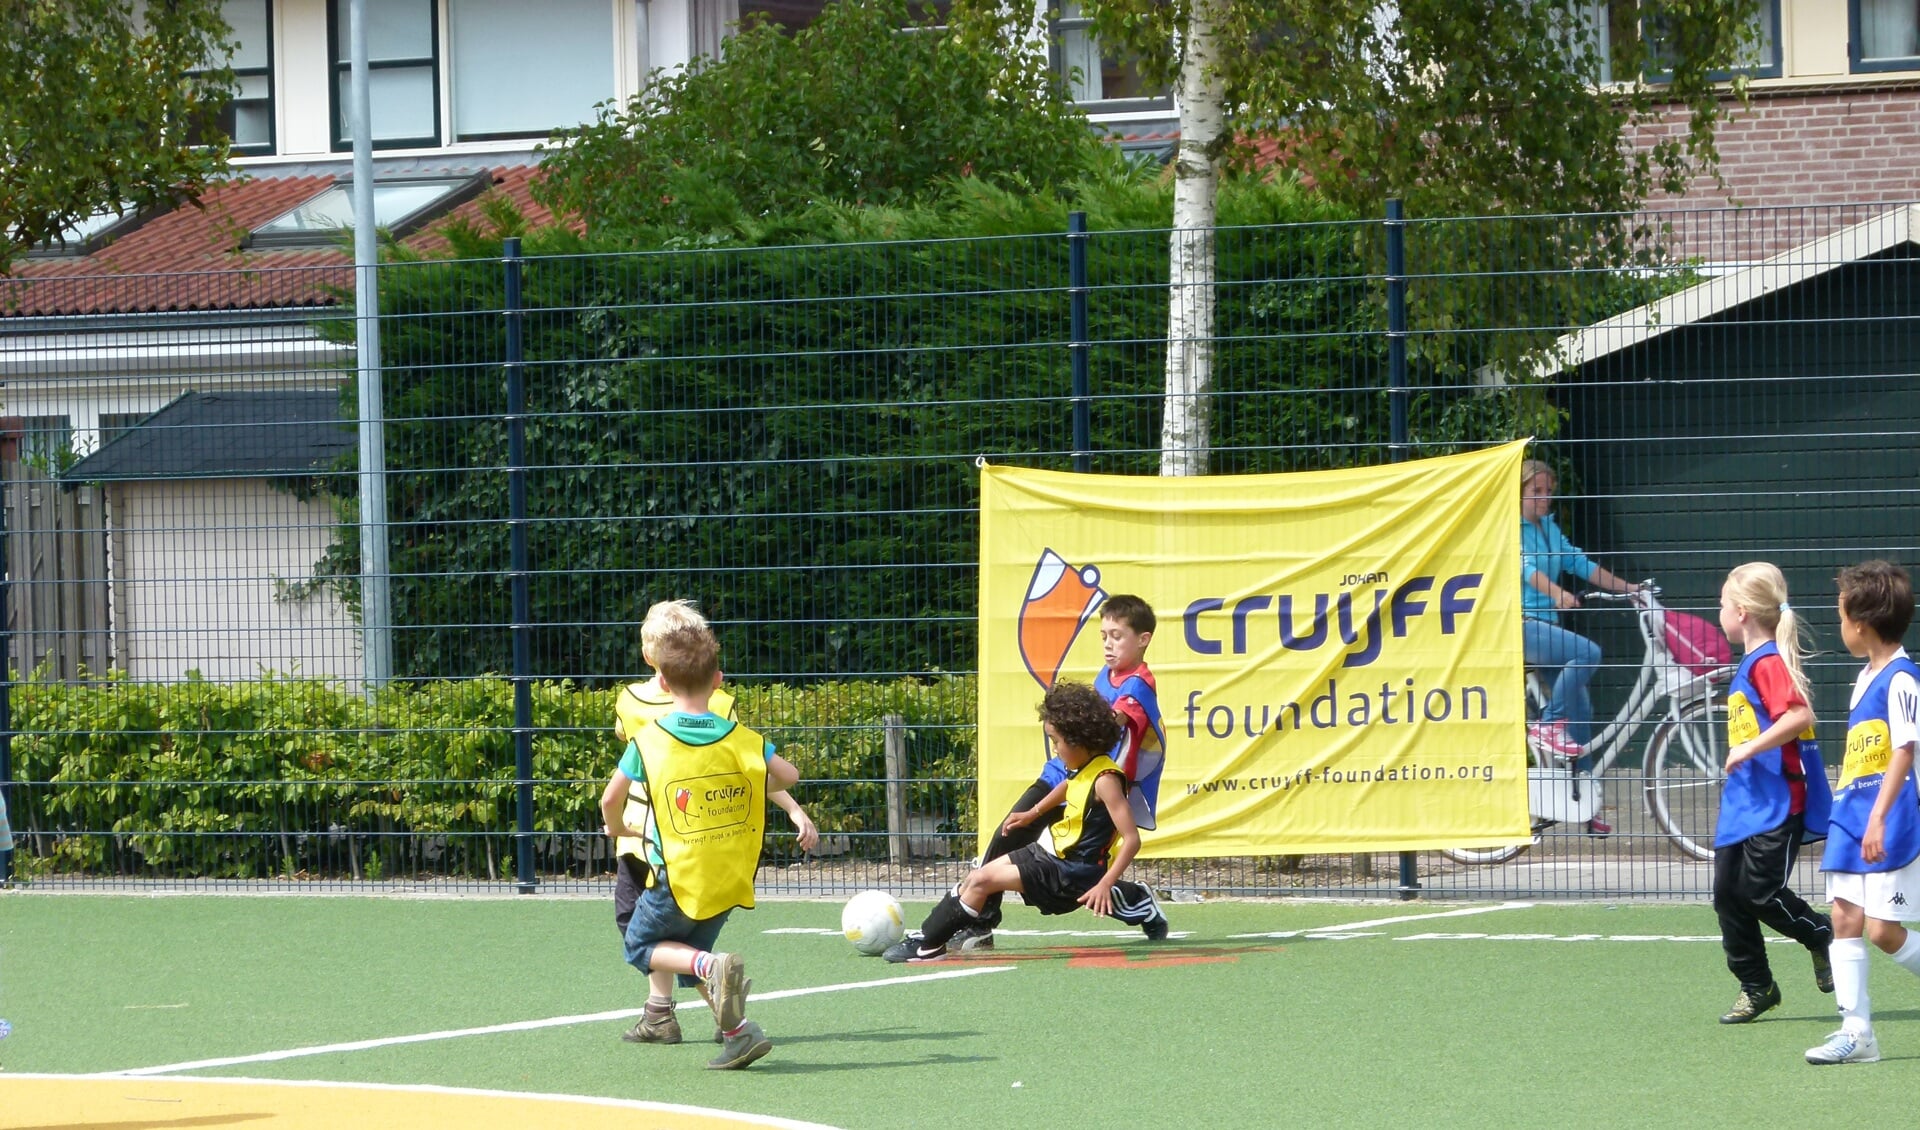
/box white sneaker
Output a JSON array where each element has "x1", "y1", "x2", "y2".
[{"x1": 1806, "y1": 1028, "x2": 1880, "y2": 1065}]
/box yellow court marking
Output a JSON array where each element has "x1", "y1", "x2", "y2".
[{"x1": 0, "y1": 1075, "x2": 846, "y2": 1130}]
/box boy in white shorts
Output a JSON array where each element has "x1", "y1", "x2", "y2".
[{"x1": 1808, "y1": 560, "x2": 1920, "y2": 1065}]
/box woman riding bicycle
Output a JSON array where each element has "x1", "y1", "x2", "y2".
[{"x1": 1521, "y1": 459, "x2": 1640, "y2": 831}]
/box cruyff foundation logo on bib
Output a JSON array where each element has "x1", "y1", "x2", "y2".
[
  {"x1": 663, "y1": 772, "x2": 754, "y2": 836},
  {"x1": 1018, "y1": 548, "x2": 1105, "y2": 690}
]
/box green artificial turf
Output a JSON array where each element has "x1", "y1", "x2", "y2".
[{"x1": 2, "y1": 893, "x2": 1914, "y2": 1128}]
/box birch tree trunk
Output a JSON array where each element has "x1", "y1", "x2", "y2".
[{"x1": 1159, "y1": 0, "x2": 1225, "y2": 477}]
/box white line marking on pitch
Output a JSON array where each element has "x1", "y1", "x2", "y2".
[
  {"x1": 1227, "y1": 900, "x2": 1536, "y2": 939},
  {"x1": 107, "y1": 965, "x2": 1014, "y2": 1078}
]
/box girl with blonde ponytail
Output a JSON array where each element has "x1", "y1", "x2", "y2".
[{"x1": 1709, "y1": 561, "x2": 1834, "y2": 1025}]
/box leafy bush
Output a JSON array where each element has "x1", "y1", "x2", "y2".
[{"x1": 4, "y1": 672, "x2": 974, "y2": 880}]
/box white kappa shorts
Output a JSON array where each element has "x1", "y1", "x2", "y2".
[{"x1": 1827, "y1": 854, "x2": 1920, "y2": 921}]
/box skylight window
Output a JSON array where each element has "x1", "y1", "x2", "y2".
[
  {"x1": 247, "y1": 174, "x2": 488, "y2": 249},
  {"x1": 25, "y1": 204, "x2": 149, "y2": 258}
]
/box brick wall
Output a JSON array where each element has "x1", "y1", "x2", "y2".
[{"x1": 1636, "y1": 84, "x2": 1920, "y2": 262}]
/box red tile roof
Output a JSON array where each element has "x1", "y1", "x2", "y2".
[{"x1": 1, "y1": 165, "x2": 555, "y2": 318}]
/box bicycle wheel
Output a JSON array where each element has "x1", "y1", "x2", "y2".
[
  {"x1": 1440, "y1": 836, "x2": 1534, "y2": 866},
  {"x1": 1644, "y1": 697, "x2": 1726, "y2": 862}
]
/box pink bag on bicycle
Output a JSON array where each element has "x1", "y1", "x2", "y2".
[{"x1": 1664, "y1": 610, "x2": 1731, "y2": 676}]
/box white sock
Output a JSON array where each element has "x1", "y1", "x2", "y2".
[
  {"x1": 1832, "y1": 936, "x2": 1873, "y2": 1035},
  {"x1": 1890, "y1": 930, "x2": 1920, "y2": 978}
]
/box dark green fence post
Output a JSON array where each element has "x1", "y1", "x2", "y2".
[
  {"x1": 505, "y1": 237, "x2": 536, "y2": 893},
  {"x1": 1069, "y1": 211, "x2": 1091, "y2": 472},
  {"x1": 1386, "y1": 199, "x2": 1421, "y2": 898}
]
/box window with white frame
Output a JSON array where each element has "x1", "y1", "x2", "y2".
[
  {"x1": 1853, "y1": 0, "x2": 1920, "y2": 70},
  {"x1": 329, "y1": 0, "x2": 440, "y2": 150},
  {"x1": 1052, "y1": 2, "x2": 1169, "y2": 109},
  {"x1": 449, "y1": 0, "x2": 616, "y2": 140}
]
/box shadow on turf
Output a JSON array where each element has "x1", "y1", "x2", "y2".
[
  {"x1": 770, "y1": 1026, "x2": 984, "y2": 1046},
  {"x1": 749, "y1": 1050, "x2": 993, "y2": 1074}
]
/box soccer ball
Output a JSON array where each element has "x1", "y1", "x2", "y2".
[{"x1": 841, "y1": 889, "x2": 906, "y2": 955}]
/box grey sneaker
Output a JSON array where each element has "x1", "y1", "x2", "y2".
[
  {"x1": 952, "y1": 924, "x2": 995, "y2": 951},
  {"x1": 703, "y1": 952, "x2": 748, "y2": 1032},
  {"x1": 707, "y1": 1019, "x2": 772, "y2": 1070},
  {"x1": 1811, "y1": 947, "x2": 1835, "y2": 994},
  {"x1": 621, "y1": 1008, "x2": 681, "y2": 1045},
  {"x1": 1806, "y1": 1027, "x2": 1880, "y2": 1065},
  {"x1": 1719, "y1": 982, "x2": 1781, "y2": 1024}
]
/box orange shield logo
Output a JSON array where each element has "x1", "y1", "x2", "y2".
[{"x1": 1017, "y1": 549, "x2": 1105, "y2": 689}]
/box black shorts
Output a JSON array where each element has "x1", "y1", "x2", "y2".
[{"x1": 1008, "y1": 842, "x2": 1108, "y2": 915}]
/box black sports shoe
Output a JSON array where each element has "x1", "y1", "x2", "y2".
[
  {"x1": 1719, "y1": 981, "x2": 1782, "y2": 1024},
  {"x1": 882, "y1": 934, "x2": 948, "y2": 964},
  {"x1": 1143, "y1": 914, "x2": 1170, "y2": 941},
  {"x1": 952, "y1": 924, "x2": 995, "y2": 951},
  {"x1": 1811, "y1": 947, "x2": 1835, "y2": 994}
]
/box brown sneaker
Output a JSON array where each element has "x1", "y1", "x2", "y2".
[
  {"x1": 1719, "y1": 982, "x2": 1781, "y2": 1024},
  {"x1": 702, "y1": 953, "x2": 749, "y2": 1033},
  {"x1": 693, "y1": 981, "x2": 723, "y2": 1043},
  {"x1": 621, "y1": 1006, "x2": 681, "y2": 1044}
]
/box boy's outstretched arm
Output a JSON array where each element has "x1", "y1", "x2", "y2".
[
  {"x1": 1078, "y1": 771, "x2": 1140, "y2": 917},
  {"x1": 1003, "y1": 780, "x2": 1068, "y2": 833},
  {"x1": 772, "y1": 789, "x2": 819, "y2": 851}
]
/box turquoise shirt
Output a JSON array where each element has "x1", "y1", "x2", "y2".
[{"x1": 1521, "y1": 512, "x2": 1599, "y2": 624}]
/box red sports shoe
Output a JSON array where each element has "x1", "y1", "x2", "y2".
[{"x1": 1586, "y1": 814, "x2": 1613, "y2": 837}]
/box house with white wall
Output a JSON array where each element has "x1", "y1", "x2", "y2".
[{"x1": 4, "y1": 0, "x2": 1916, "y2": 684}]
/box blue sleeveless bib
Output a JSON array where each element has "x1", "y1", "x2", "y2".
[
  {"x1": 1821, "y1": 656, "x2": 1920, "y2": 874},
  {"x1": 1716, "y1": 642, "x2": 1830, "y2": 846}
]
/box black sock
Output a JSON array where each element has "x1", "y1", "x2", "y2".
[{"x1": 919, "y1": 893, "x2": 976, "y2": 948}]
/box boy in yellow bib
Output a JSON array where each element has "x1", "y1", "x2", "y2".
[
  {"x1": 884, "y1": 680, "x2": 1142, "y2": 963},
  {"x1": 610, "y1": 600, "x2": 817, "y2": 941},
  {"x1": 599, "y1": 622, "x2": 800, "y2": 1069}
]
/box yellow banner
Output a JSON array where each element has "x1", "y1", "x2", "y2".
[{"x1": 978, "y1": 441, "x2": 1531, "y2": 856}]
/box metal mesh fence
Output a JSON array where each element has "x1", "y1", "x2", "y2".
[{"x1": 2, "y1": 199, "x2": 1915, "y2": 899}]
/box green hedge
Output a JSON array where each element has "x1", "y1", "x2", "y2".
[{"x1": 4, "y1": 672, "x2": 975, "y2": 880}]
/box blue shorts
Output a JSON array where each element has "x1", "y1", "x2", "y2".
[{"x1": 623, "y1": 881, "x2": 730, "y2": 988}]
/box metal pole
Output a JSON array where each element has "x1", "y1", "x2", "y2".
[
  {"x1": 1386, "y1": 198, "x2": 1420, "y2": 898},
  {"x1": 505, "y1": 238, "x2": 536, "y2": 893},
  {"x1": 350, "y1": 0, "x2": 393, "y2": 692},
  {"x1": 0, "y1": 484, "x2": 12, "y2": 887},
  {"x1": 1386, "y1": 198, "x2": 1409, "y2": 462},
  {"x1": 1068, "y1": 211, "x2": 1091, "y2": 473}
]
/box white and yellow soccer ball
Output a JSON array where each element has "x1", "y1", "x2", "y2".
[{"x1": 841, "y1": 889, "x2": 906, "y2": 955}]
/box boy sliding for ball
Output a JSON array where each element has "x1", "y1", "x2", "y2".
[
  {"x1": 884, "y1": 680, "x2": 1142, "y2": 963},
  {"x1": 955, "y1": 595, "x2": 1168, "y2": 950},
  {"x1": 600, "y1": 621, "x2": 801, "y2": 1069}
]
